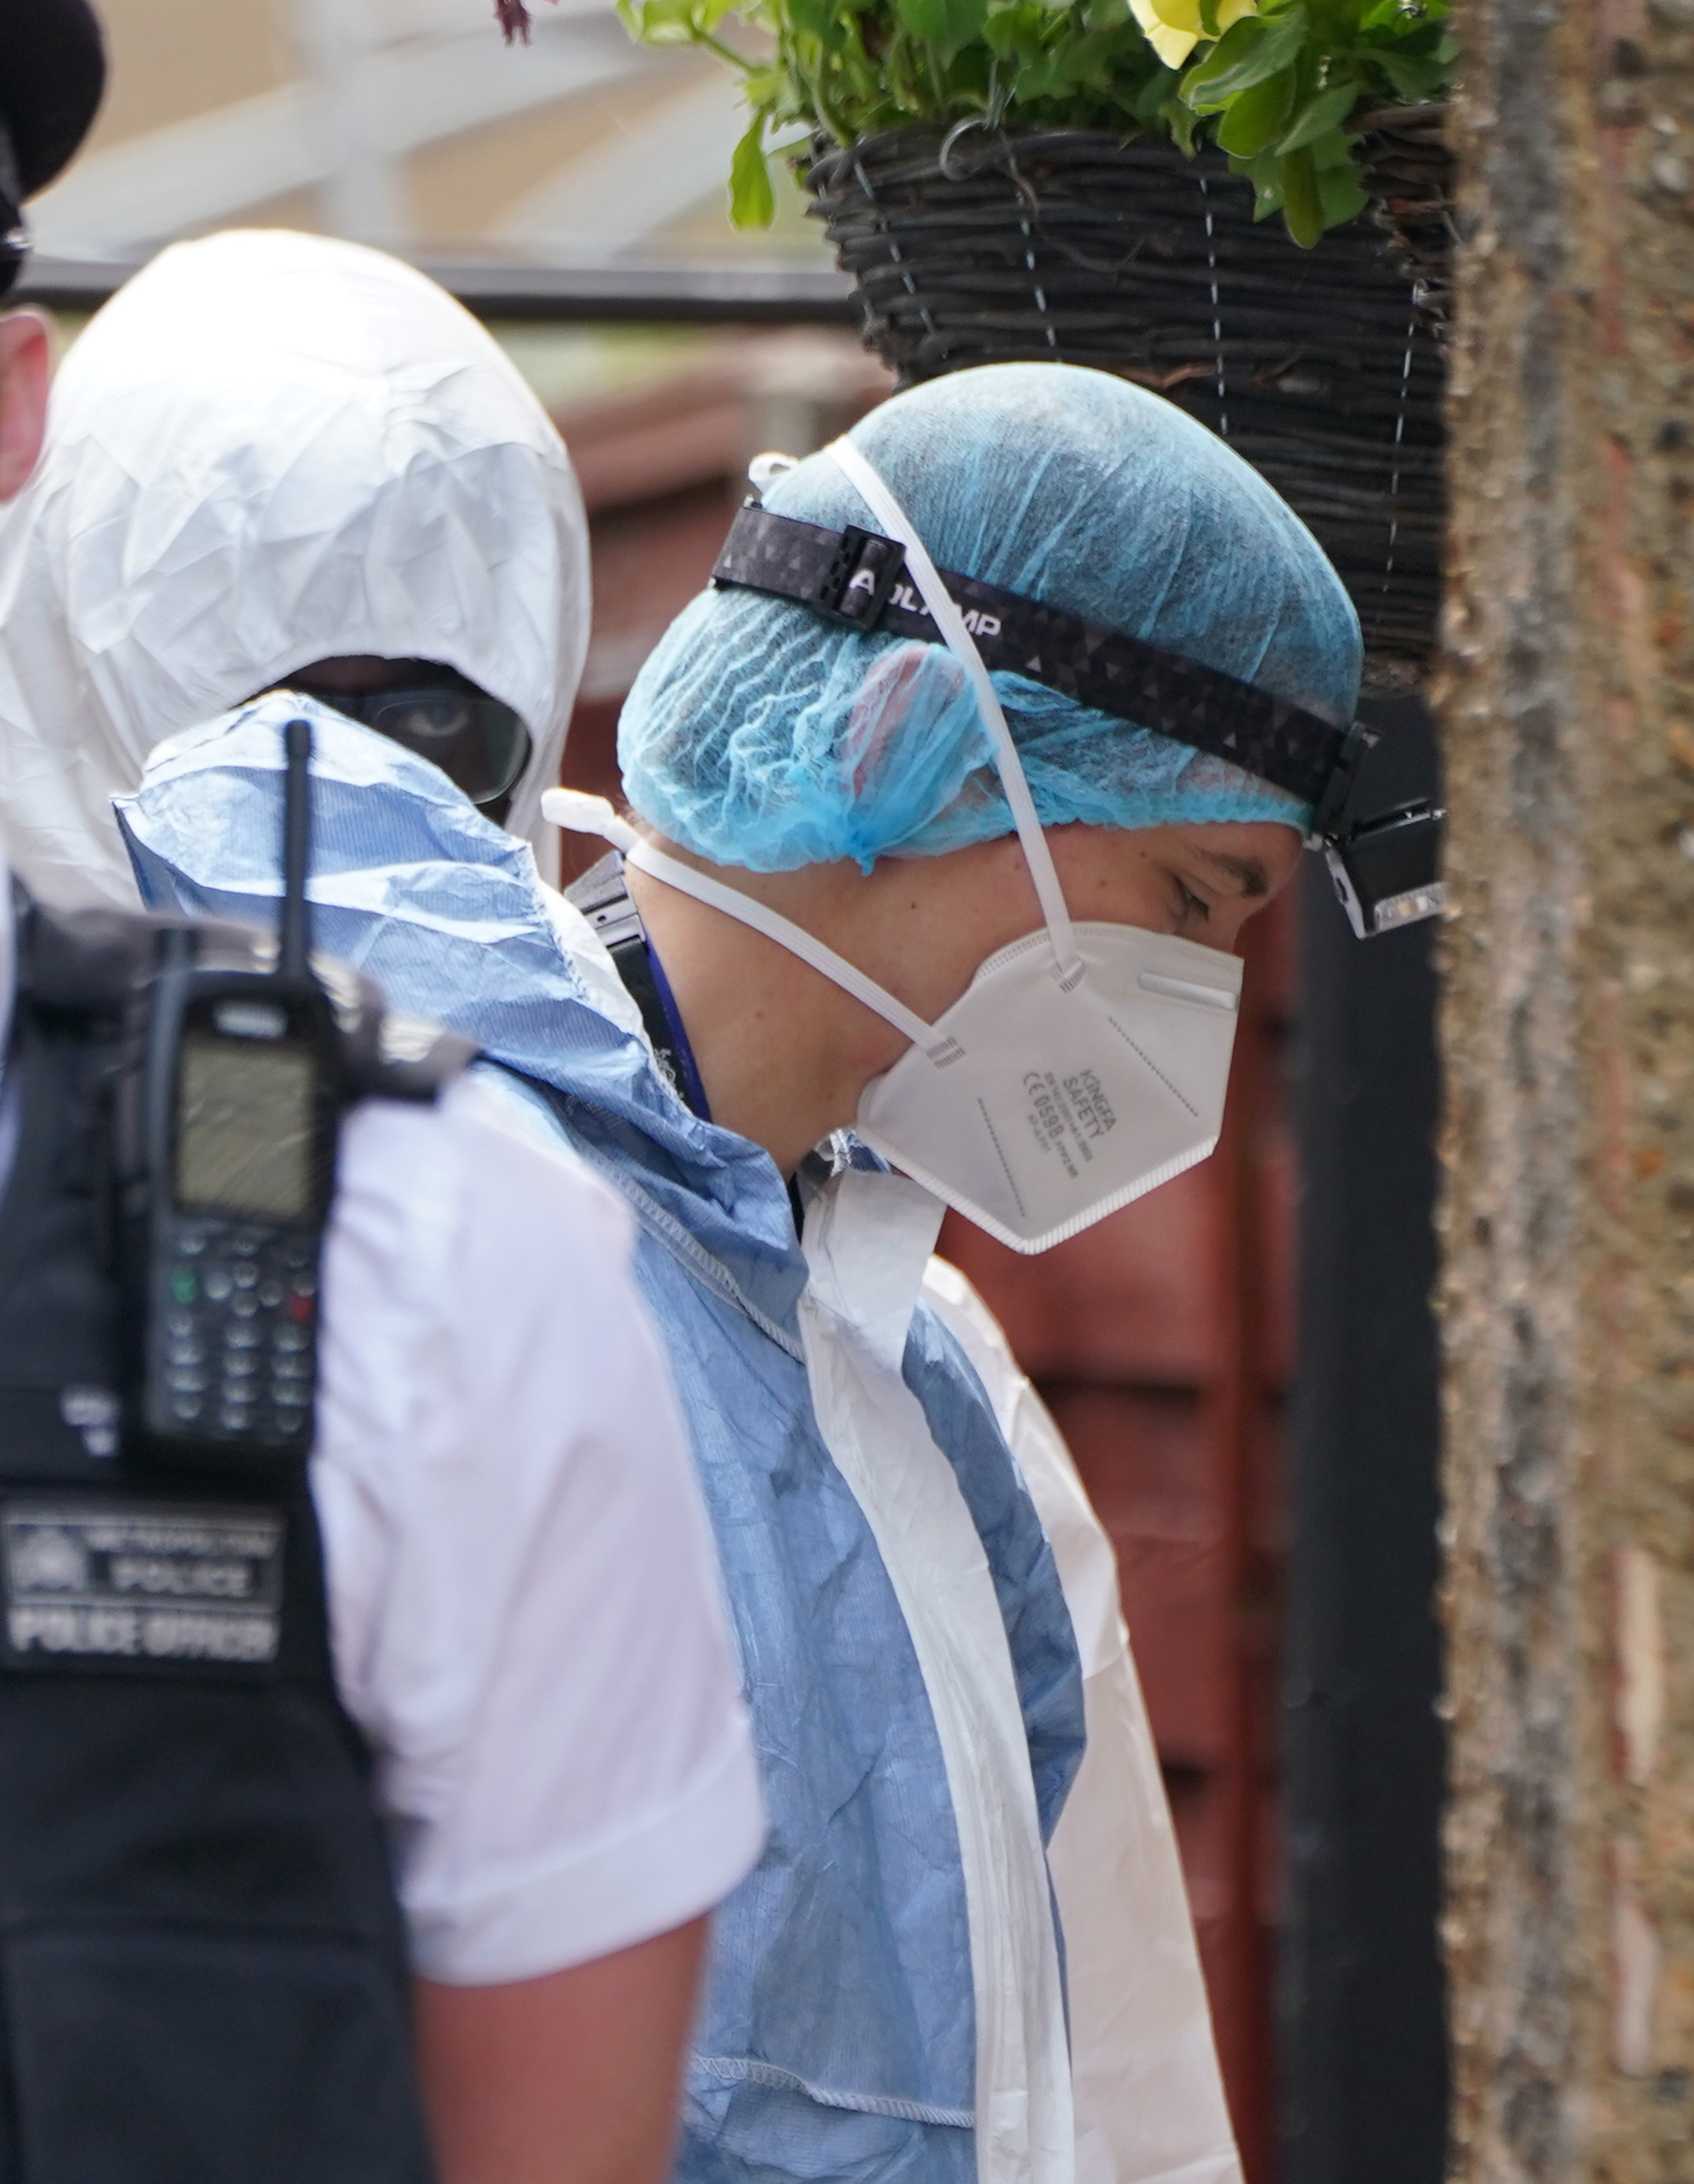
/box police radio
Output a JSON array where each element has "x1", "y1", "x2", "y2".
[{"x1": 122, "y1": 718, "x2": 340, "y2": 1472}]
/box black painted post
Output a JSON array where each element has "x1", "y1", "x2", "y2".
[{"x1": 1280, "y1": 693, "x2": 1448, "y2": 2184}]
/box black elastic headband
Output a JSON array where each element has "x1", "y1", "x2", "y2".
[{"x1": 710, "y1": 500, "x2": 1368, "y2": 830}]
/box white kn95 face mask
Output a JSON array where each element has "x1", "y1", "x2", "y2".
[{"x1": 545, "y1": 438, "x2": 1245, "y2": 1253}]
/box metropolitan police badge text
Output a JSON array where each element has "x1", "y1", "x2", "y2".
[{"x1": 1, "y1": 1501, "x2": 284, "y2": 1665}]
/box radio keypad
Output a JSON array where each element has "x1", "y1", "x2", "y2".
[{"x1": 156, "y1": 1219, "x2": 319, "y2": 1445}]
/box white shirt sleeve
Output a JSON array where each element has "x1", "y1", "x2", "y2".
[{"x1": 311, "y1": 1071, "x2": 764, "y2": 1987}]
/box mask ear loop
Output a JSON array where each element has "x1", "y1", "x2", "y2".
[
  {"x1": 542, "y1": 788, "x2": 965, "y2": 1065},
  {"x1": 825, "y1": 437, "x2": 1085, "y2": 991}
]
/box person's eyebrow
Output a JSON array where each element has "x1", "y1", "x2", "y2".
[{"x1": 1193, "y1": 848, "x2": 1270, "y2": 899}]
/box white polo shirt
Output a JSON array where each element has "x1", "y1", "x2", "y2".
[{"x1": 0, "y1": 884, "x2": 765, "y2": 1987}]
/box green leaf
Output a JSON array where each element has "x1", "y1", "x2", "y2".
[
  {"x1": 1163, "y1": 91, "x2": 1201, "y2": 149},
  {"x1": 1232, "y1": 144, "x2": 1284, "y2": 216},
  {"x1": 620, "y1": 0, "x2": 712, "y2": 42},
  {"x1": 1308, "y1": 122, "x2": 1358, "y2": 169},
  {"x1": 729, "y1": 108, "x2": 776, "y2": 225},
  {"x1": 1373, "y1": 47, "x2": 1447, "y2": 97},
  {"x1": 1316, "y1": 158, "x2": 1370, "y2": 227},
  {"x1": 896, "y1": 0, "x2": 987, "y2": 57},
  {"x1": 1180, "y1": 8, "x2": 1307, "y2": 111},
  {"x1": 983, "y1": 4, "x2": 1044, "y2": 55},
  {"x1": 1215, "y1": 66, "x2": 1295, "y2": 153},
  {"x1": 1011, "y1": 50, "x2": 1062, "y2": 94},
  {"x1": 1131, "y1": 64, "x2": 1179, "y2": 119},
  {"x1": 1279, "y1": 143, "x2": 1323, "y2": 244},
  {"x1": 1041, "y1": 24, "x2": 1127, "y2": 88},
  {"x1": 1275, "y1": 78, "x2": 1356, "y2": 151}
]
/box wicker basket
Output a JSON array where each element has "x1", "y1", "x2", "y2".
[{"x1": 805, "y1": 116, "x2": 1452, "y2": 667}]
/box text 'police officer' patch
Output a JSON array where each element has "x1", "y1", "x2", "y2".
[{"x1": 0, "y1": 1500, "x2": 284, "y2": 1669}]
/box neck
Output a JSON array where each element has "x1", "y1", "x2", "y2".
[
  {"x1": 626, "y1": 850, "x2": 911, "y2": 1177},
  {"x1": 623, "y1": 828, "x2": 1053, "y2": 1177}
]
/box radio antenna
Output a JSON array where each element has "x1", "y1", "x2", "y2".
[{"x1": 279, "y1": 716, "x2": 313, "y2": 981}]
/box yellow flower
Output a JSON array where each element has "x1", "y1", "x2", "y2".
[{"x1": 1128, "y1": 0, "x2": 1256, "y2": 69}]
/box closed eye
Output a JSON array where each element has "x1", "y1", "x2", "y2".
[{"x1": 1177, "y1": 881, "x2": 1212, "y2": 926}]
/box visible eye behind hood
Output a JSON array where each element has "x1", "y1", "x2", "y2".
[{"x1": 0, "y1": 227, "x2": 590, "y2": 906}]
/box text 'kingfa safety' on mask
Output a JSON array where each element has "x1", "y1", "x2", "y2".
[{"x1": 545, "y1": 439, "x2": 1244, "y2": 1253}]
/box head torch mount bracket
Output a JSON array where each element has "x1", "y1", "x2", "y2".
[
  {"x1": 813, "y1": 523, "x2": 908, "y2": 629},
  {"x1": 1317, "y1": 798, "x2": 1449, "y2": 941},
  {"x1": 1306, "y1": 719, "x2": 1448, "y2": 940}
]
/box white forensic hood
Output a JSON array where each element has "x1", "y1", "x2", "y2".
[{"x1": 0, "y1": 228, "x2": 590, "y2": 906}]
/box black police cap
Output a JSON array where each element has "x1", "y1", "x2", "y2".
[
  {"x1": 0, "y1": 0, "x2": 105, "y2": 201},
  {"x1": 0, "y1": 0, "x2": 105, "y2": 294}
]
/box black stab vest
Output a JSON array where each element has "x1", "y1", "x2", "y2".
[{"x1": 0, "y1": 897, "x2": 446, "y2": 2184}]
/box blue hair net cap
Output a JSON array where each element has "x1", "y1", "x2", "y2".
[{"x1": 619, "y1": 363, "x2": 1363, "y2": 873}]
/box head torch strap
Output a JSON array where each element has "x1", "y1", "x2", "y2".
[
  {"x1": 712, "y1": 498, "x2": 1353, "y2": 818},
  {"x1": 824, "y1": 439, "x2": 1083, "y2": 987}
]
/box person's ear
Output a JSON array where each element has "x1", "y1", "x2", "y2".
[
  {"x1": 838, "y1": 640, "x2": 985, "y2": 847},
  {"x1": 0, "y1": 310, "x2": 51, "y2": 502}
]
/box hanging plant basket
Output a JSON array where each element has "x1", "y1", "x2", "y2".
[
  {"x1": 1359, "y1": 103, "x2": 1453, "y2": 330},
  {"x1": 805, "y1": 112, "x2": 1452, "y2": 669}
]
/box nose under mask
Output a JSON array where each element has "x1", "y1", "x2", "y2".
[{"x1": 546, "y1": 437, "x2": 1245, "y2": 1253}]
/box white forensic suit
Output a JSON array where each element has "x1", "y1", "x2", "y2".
[{"x1": 0, "y1": 227, "x2": 587, "y2": 905}]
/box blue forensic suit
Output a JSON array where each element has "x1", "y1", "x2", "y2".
[{"x1": 119, "y1": 699, "x2": 1087, "y2": 2184}]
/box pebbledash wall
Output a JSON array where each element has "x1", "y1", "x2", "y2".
[{"x1": 551, "y1": 334, "x2": 1296, "y2": 2184}]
